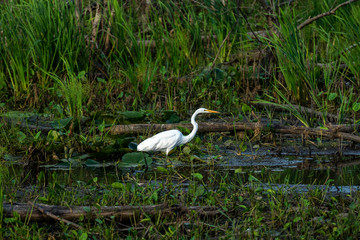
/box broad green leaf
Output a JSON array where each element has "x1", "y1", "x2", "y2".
[
  {"x1": 34, "y1": 131, "x2": 41, "y2": 140},
  {"x1": 192, "y1": 173, "x2": 203, "y2": 181},
  {"x1": 248, "y1": 175, "x2": 260, "y2": 182},
  {"x1": 84, "y1": 159, "x2": 101, "y2": 167},
  {"x1": 156, "y1": 166, "x2": 168, "y2": 173},
  {"x1": 112, "y1": 182, "x2": 124, "y2": 189},
  {"x1": 242, "y1": 104, "x2": 252, "y2": 113},
  {"x1": 352, "y1": 102, "x2": 360, "y2": 112},
  {"x1": 77, "y1": 71, "x2": 86, "y2": 79},
  {"x1": 240, "y1": 145, "x2": 247, "y2": 152},
  {"x1": 328, "y1": 92, "x2": 337, "y2": 101},
  {"x1": 38, "y1": 196, "x2": 48, "y2": 202},
  {"x1": 118, "y1": 152, "x2": 152, "y2": 168}
]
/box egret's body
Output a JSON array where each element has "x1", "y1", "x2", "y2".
[{"x1": 137, "y1": 108, "x2": 219, "y2": 155}]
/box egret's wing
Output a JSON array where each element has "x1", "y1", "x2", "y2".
[{"x1": 137, "y1": 130, "x2": 183, "y2": 152}]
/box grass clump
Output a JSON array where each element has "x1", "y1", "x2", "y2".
[{"x1": 2, "y1": 165, "x2": 360, "y2": 238}]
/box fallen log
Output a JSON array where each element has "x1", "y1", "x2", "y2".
[
  {"x1": 107, "y1": 121, "x2": 360, "y2": 143},
  {"x1": 107, "y1": 122, "x2": 260, "y2": 135},
  {"x1": 3, "y1": 202, "x2": 220, "y2": 223},
  {"x1": 28, "y1": 201, "x2": 83, "y2": 229}
]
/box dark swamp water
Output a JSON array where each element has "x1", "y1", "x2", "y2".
[{"x1": 5, "y1": 135, "x2": 360, "y2": 196}]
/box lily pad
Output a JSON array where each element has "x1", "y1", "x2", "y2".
[
  {"x1": 118, "y1": 152, "x2": 152, "y2": 168},
  {"x1": 41, "y1": 157, "x2": 83, "y2": 170},
  {"x1": 41, "y1": 161, "x2": 71, "y2": 170},
  {"x1": 84, "y1": 159, "x2": 101, "y2": 167}
]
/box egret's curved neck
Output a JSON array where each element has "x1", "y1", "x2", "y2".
[{"x1": 181, "y1": 110, "x2": 200, "y2": 145}]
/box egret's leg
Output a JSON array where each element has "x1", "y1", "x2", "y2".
[
  {"x1": 165, "y1": 151, "x2": 173, "y2": 167},
  {"x1": 143, "y1": 152, "x2": 148, "y2": 173}
]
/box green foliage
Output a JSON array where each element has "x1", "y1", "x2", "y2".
[
  {"x1": 118, "y1": 152, "x2": 152, "y2": 168},
  {"x1": 0, "y1": 0, "x2": 88, "y2": 101},
  {"x1": 0, "y1": 0, "x2": 360, "y2": 122}
]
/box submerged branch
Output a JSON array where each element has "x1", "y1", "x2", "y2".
[
  {"x1": 3, "y1": 202, "x2": 220, "y2": 223},
  {"x1": 28, "y1": 201, "x2": 83, "y2": 229}
]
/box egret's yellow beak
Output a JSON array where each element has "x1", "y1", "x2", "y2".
[{"x1": 206, "y1": 109, "x2": 220, "y2": 113}]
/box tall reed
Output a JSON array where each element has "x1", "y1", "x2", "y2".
[{"x1": 0, "y1": 0, "x2": 89, "y2": 101}]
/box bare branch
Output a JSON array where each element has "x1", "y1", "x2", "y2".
[
  {"x1": 297, "y1": 0, "x2": 360, "y2": 30},
  {"x1": 27, "y1": 201, "x2": 83, "y2": 229}
]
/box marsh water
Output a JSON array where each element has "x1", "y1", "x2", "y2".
[{"x1": 6, "y1": 136, "x2": 360, "y2": 195}]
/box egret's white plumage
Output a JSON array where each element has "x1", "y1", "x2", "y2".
[{"x1": 137, "y1": 108, "x2": 220, "y2": 155}]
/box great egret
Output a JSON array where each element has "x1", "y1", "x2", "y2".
[{"x1": 137, "y1": 108, "x2": 220, "y2": 156}]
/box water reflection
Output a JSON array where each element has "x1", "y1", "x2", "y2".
[{"x1": 7, "y1": 147, "x2": 360, "y2": 193}]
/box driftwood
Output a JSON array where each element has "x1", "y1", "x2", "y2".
[
  {"x1": 107, "y1": 121, "x2": 360, "y2": 143},
  {"x1": 3, "y1": 202, "x2": 220, "y2": 223}
]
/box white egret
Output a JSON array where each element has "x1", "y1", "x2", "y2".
[{"x1": 137, "y1": 108, "x2": 220, "y2": 156}]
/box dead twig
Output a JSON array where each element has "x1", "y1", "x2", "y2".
[
  {"x1": 4, "y1": 203, "x2": 220, "y2": 223},
  {"x1": 297, "y1": 0, "x2": 360, "y2": 30},
  {"x1": 27, "y1": 201, "x2": 83, "y2": 229}
]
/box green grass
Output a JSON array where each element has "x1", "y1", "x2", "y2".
[
  {"x1": 1, "y1": 0, "x2": 360, "y2": 121},
  {"x1": 2, "y1": 160, "x2": 360, "y2": 238}
]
